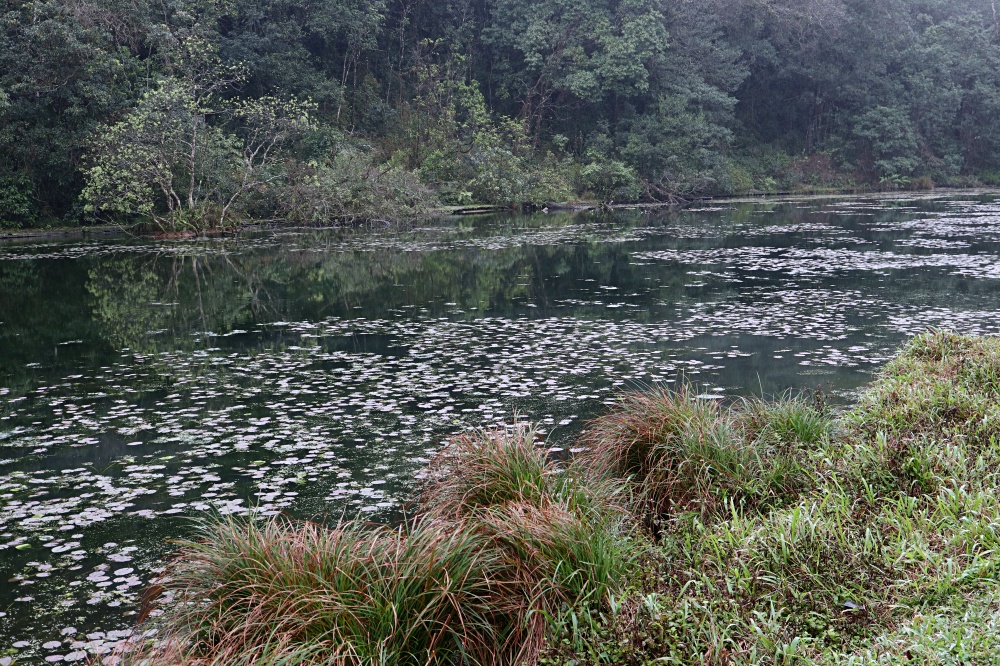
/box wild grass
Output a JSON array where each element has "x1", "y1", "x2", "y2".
[
  {"x1": 543, "y1": 331, "x2": 1000, "y2": 665},
  {"x1": 736, "y1": 392, "x2": 833, "y2": 447},
  {"x1": 418, "y1": 425, "x2": 638, "y2": 661},
  {"x1": 121, "y1": 516, "x2": 515, "y2": 665},
  {"x1": 839, "y1": 330, "x2": 1000, "y2": 496},
  {"x1": 126, "y1": 331, "x2": 1000, "y2": 666},
  {"x1": 418, "y1": 424, "x2": 618, "y2": 518},
  {"x1": 123, "y1": 425, "x2": 637, "y2": 665},
  {"x1": 579, "y1": 386, "x2": 818, "y2": 522}
]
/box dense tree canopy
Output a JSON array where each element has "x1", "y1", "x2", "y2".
[{"x1": 3, "y1": 0, "x2": 1000, "y2": 227}]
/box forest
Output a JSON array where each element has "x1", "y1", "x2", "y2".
[{"x1": 3, "y1": 0, "x2": 1000, "y2": 229}]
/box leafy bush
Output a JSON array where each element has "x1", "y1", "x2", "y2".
[
  {"x1": 83, "y1": 38, "x2": 313, "y2": 231},
  {"x1": 855, "y1": 106, "x2": 921, "y2": 185},
  {"x1": 271, "y1": 145, "x2": 431, "y2": 223},
  {"x1": 577, "y1": 153, "x2": 641, "y2": 203},
  {"x1": 0, "y1": 172, "x2": 36, "y2": 228}
]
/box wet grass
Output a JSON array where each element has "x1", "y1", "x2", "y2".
[
  {"x1": 579, "y1": 386, "x2": 820, "y2": 523},
  {"x1": 121, "y1": 332, "x2": 1000, "y2": 665},
  {"x1": 129, "y1": 517, "x2": 513, "y2": 665},
  {"x1": 546, "y1": 331, "x2": 1000, "y2": 665}
]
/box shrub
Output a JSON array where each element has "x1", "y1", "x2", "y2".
[
  {"x1": 577, "y1": 153, "x2": 641, "y2": 203},
  {"x1": 0, "y1": 172, "x2": 36, "y2": 229},
  {"x1": 906, "y1": 175, "x2": 935, "y2": 191},
  {"x1": 419, "y1": 425, "x2": 617, "y2": 519},
  {"x1": 272, "y1": 148, "x2": 431, "y2": 224},
  {"x1": 421, "y1": 426, "x2": 637, "y2": 660}
]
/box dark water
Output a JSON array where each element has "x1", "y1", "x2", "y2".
[{"x1": 3, "y1": 192, "x2": 1000, "y2": 662}]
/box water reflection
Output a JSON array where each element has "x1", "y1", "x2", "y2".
[{"x1": 2, "y1": 192, "x2": 1000, "y2": 660}]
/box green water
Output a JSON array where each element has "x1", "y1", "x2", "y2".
[{"x1": 3, "y1": 192, "x2": 1000, "y2": 661}]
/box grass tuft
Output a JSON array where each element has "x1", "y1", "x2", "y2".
[
  {"x1": 419, "y1": 424, "x2": 614, "y2": 518},
  {"x1": 123, "y1": 516, "x2": 516, "y2": 665},
  {"x1": 579, "y1": 385, "x2": 814, "y2": 521},
  {"x1": 419, "y1": 425, "x2": 637, "y2": 661},
  {"x1": 737, "y1": 392, "x2": 833, "y2": 447}
]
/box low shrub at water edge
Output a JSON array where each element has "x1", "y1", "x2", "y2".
[
  {"x1": 417, "y1": 426, "x2": 639, "y2": 661},
  {"x1": 418, "y1": 424, "x2": 625, "y2": 522},
  {"x1": 123, "y1": 332, "x2": 1000, "y2": 666},
  {"x1": 125, "y1": 517, "x2": 514, "y2": 665}
]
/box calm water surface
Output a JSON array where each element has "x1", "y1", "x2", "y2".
[{"x1": 3, "y1": 192, "x2": 1000, "y2": 661}]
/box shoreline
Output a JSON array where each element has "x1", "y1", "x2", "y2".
[
  {"x1": 118, "y1": 331, "x2": 1000, "y2": 665},
  {"x1": 2, "y1": 186, "x2": 996, "y2": 242}
]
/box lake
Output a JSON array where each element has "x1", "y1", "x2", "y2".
[{"x1": 3, "y1": 192, "x2": 1000, "y2": 662}]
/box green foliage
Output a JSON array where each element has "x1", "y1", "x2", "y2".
[
  {"x1": 580, "y1": 385, "x2": 815, "y2": 520},
  {"x1": 218, "y1": 0, "x2": 386, "y2": 115},
  {"x1": 485, "y1": 0, "x2": 668, "y2": 136},
  {"x1": 420, "y1": 424, "x2": 623, "y2": 522},
  {"x1": 272, "y1": 143, "x2": 431, "y2": 223},
  {"x1": 738, "y1": 394, "x2": 833, "y2": 447},
  {"x1": 129, "y1": 516, "x2": 513, "y2": 665},
  {"x1": 841, "y1": 331, "x2": 1000, "y2": 496},
  {"x1": 578, "y1": 152, "x2": 641, "y2": 203},
  {"x1": 728, "y1": 146, "x2": 795, "y2": 193},
  {"x1": 83, "y1": 79, "x2": 224, "y2": 227},
  {"x1": 0, "y1": 172, "x2": 36, "y2": 229},
  {"x1": 855, "y1": 106, "x2": 921, "y2": 186},
  {"x1": 830, "y1": 592, "x2": 1000, "y2": 665},
  {"x1": 8, "y1": 0, "x2": 1000, "y2": 223},
  {"x1": 395, "y1": 54, "x2": 574, "y2": 206},
  {"x1": 0, "y1": 0, "x2": 144, "y2": 225},
  {"x1": 420, "y1": 426, "x2": 637, "y2": 639},
  {"x1": 82, "y1": 38, "x2": 314, "y2": 230}
]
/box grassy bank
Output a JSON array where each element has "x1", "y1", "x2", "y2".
[{"x1": 120, "y1": 332, "x2": 1000, "y2": 665}]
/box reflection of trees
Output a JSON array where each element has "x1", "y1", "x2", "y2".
[
  {"x1": 10, "y1": 204, "x2": 998, "y2": 415},
  {"x1": 87, "y1": 253, "x2": 278, "y2": 353},
  {"x1": 0, "y1": 260, "x2": 100, "y2": 384},
  {"x1": 85, "y1": 225, "x2": 650, "y2": 352},
  {"x1": 0, "y1": 261, "x2": 39, "y2": 296},
  {"x1": 0, "y1": 262, "x2": 42, "y2": 392},
  {"x1": 277, "y1": 246, "x2": 533, "y2": 315},
  {"x1": 88, "y1": 258, "x2": 164, "y2": 351},
  {"x1": 13, "y1": 202, "x2": 997, "y2": 381}
]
